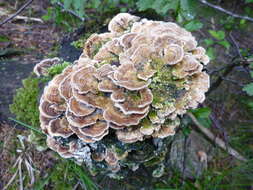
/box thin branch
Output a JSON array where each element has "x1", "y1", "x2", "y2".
[
  {"x1": 198, "y1": 0, "x2": 253, "y2": 22},
  {"x1": 0, "y1": 9, "x2": 43, "y2": 23},
  {"x1": 229, "y1": 31, "x2": 243, "y2": 59},
  {"x1": 221, "y1": 76, "x2": 244, "y2": 87},
  {"x1": 3, "y1": 170, "x2": 19, "y2": 190},
  {"x1": 55, "y1": 2, "x2": 85, "y2": 22},
  {"x1": 0, "y1": 0, "x2": 34, "y2": 26},
  {"x1": 207, "y1": 60, "x2": 241, "y2": 95},
  {"x1": 187, "y1": 112, "x2": 247, "y2": 162}
]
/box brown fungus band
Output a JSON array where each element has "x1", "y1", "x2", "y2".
[{"x1": 35, "y1": 13, "x2": 209, "y2": 174}]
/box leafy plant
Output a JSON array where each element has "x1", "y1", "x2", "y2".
[
  {"x1": 245, "y1": 0, "x2": 253, "y2": 3},
  {"x1": 136, "y1": 0, "x2": 197, "y2": 22},
  {"x1": 34, "y1": 160, "x2": 98, "y2": 190},
  {"x1": 243, "y1": 83, "x2": 253, "y2": 96},
  {"x1": 42, "y1": 0, "x2": 200, "y2": 32},
  {"x1": 190, "y1": 107, "x2": 212, "y2": 128},
  {"x1": 184, "y1": 20, "x2": 203, "y2": 31},
  {"x1": 242, "y1": 61, "x2": 253, "y2": 96},
  {"x1": 203, "y1": 30, "x2": 231, "y2": 60},
  {"x1": 208, "y1": 30, "x2": 230, "y2": 50}
]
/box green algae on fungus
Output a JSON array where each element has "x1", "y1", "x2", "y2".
[{"x1": 33, "y1": 13, "x2": 210, "y2": 178}]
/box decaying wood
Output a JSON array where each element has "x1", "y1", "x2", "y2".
[{"x1": 187, "y1": 112, "x2": 247, "y2": 162}]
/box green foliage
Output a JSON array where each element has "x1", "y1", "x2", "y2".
[
  {"x1": 190, "y1": 107, "x2": 212, "y2": 128},
  {"x1": 136, "y1": 0, "x2": 179, "y2": 16},
  {"x1": 154, "y1": 159, "x2": 253, "y2": 190},
  {"x1": 243, "y1": 61, "x2": 253, "y2": 96},
  {"x1": 206, "y1": 46, "x2": 215, "y2": 60},
  {"x1": 208, "y1": 30, "x2": 230, "y2": 50},
  {"x1": 71, "y1": 38, "x2": 85, "y2": 49},
  {"x1": 203, "y1": 30, "x2": 231, "y2": 60},
  {"x1": 204, "y1": 39, "x2": 214, "y2": 46},
  {"x1": 209, "y1": 30, "x2": 225, "y2": 40},
  {"x1": 243, "y1": 83, "x2": 253, "y2": 96},
  {"x1": 136, "y1": 0, "x2": 196, "y2": 21},
  {"x1": 43, "y1": 0, "x2": 200, "y2": 31},
  {"x1": 184, "y1": 20, "x2": 203, "y2": 31},
  {"x1": 9, "y1": 61, "x2": 70, "y2": 128},
  {"x1": 47, "y1": 61, "x2": 71, "y2": 77},
  {"x1": 245, "y1": 0, "x2": 253, "y2": 3},
  {"x1": 9, "y1": 75, "x2": 40, "y2": 128},
  {"x1": 9, "y1": 76, "x2": 48, "y2": 152},
  {"x1": 217, "y1": 40, "x2": 230, "y2": 50},
  {"x1": 42, "y1": 6, "x2": 83, "y2": 31},
  {"x1": 35, "y1": 160, "x2": 98, "y2": 190},
  {"x1": 0, "y1": 35, "x2": 10, "y2": 42}
]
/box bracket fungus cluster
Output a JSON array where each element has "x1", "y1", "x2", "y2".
[{"x1": 35, "y1": 13, "x2": 210, "y2": 177}]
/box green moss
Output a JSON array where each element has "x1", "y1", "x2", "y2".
[
  {"x1": 150, "y1": 59, "x2": 186, "y2": 106},
  {"x1": 48, "y1": 61, "x2": 71, "y2": 77},
  {"x1": 9, "y1": 75, "x2": 40, "y2": 128},
  {"x1": 71, "y1": 38, "x2": 85, "y2": 49},
  {"x1": 9, "y1": 61, "x2": 70, "y2": 150}
]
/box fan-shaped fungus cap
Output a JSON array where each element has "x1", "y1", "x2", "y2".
[
  {"x1": 47, "y1": 117, "x2": 74, "y2": 138},
  {"x1": 114, "y1": 88, "x2": 153, "y2": 114},
  {"x1": 39, "y1": 98, "x2": 62, "y2": 118},
  {"x1": 116, "y1": 128, "x2": 144, "y2": 143},
  {"x1": 110, "y1": 62, "x2": 151, "y2": 90},
  {"x1": 59, "y1": 74, "x2": 72, "y2": 101},
  {"x1": 33, "y1": 57, "x2": 60, "y2": 76},
  {"x1": 153, "y1": 118, "x2": 180, "y2": 138},
  {"x1": 92, "y1": 152, "x2": 106, "y2": 162},
  {"x1": 68, "y1": 97, "x2": 96, "y2": 117},
  {"x1": 163, "y1": 44, "x2": 184, "y2": 65},
  {"x1": 172, "y1": 55, "x2": 203, "y2": 79},
  {"x1": 73, "y1": 89, "x2": 111, "y2": 109},
  {"x1": 71, "y1": 66, "x2": 98, "y2": 94},
  {"x1": 66, "y1": 109, "x2": 102, "y2": 128},
  {"x1": 108, "y1": 13, "x2": 140, "y2": 33},
  {"x1": 105, "y1": 150, "x2": 119, "y2": 166},
  {"x1": 103, "y1": 104, "x2": 147, "y2": 126},
  {"x1": 44, "y1": 82, "x2": 64, "y2": 104},
  {"x1": 79, "y1": 121, "x2": 109, "y2": 137},
  {"x1": 47, "y1": 137, "x2": 80, "y2": 158}
]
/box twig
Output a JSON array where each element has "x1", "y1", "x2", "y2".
[
  {"x1": 198, "y1": 0, "x2": 253, "y2": 22},
  {"x1": 187, "y1": 112, "x2": 247, "y2": 162},
  {"x1": 55, "y1": 2, "x2": 85, "y2": 22},
  {"x1": 3, "y1": 170, "x2": 19, "y2": 190},
  {"x1": 0, "y1": 0, "x2": 34, "y2": 27},
  {"x1": 0, "y1": 9, "x2": 43, "y2": 23},
  {"x1": 229, "y1": 31, "x2": 243, "y2": 59},
  {"x1": 221, "y1": 76, "x2": 244, "y2": 87},
  {"x1": 18, "y1": 158, "x2": 23, "y2": 190},
  {"x1": 207, "y1": 60, "x2": 241, "y2": 95}
]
